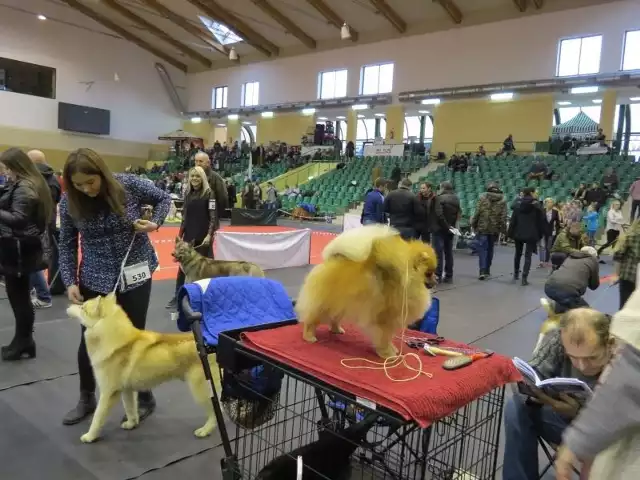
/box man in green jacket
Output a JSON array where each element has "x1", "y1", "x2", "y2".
[{"x1": 551, "y1": 222, "x2": 589, "y2": 270}]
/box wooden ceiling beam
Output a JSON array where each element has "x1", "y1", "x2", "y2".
[
  {"x1": 370, "y1": 0, "x2": 406, "y2": 34},
  {"x1": 252, "y1": 0, "x2": 316, "y2": 49},
  {"x1": 306, "y1": 0, "x2": 359, "y2": 42},
  {"x1": 513, "y1": 0, "x2": 527, "y2": 12},
  {"x1": 102, "y1": 0, "x2": 212, "y2": 67},
  {"x1": 433, "y1": 0, "x2": 462, "y2": 24},
  {"x1": 532, "y1": 0, "x2": 544, "y2": 8},
  {"x1": 186, "y1": 0, "x2": 279, "y2": 56},
  {"x1": 60, "y1": 0, "x2": 187, "y2": 71},
  {"x1": 140, "y1": 0, "x2": 228, "y2": 56}
]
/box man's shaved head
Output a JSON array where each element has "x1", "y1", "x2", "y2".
[
  {"x1": 194, "y1": 151, "x2": 210, "y2": 169},
  {"x1": 27, "y1": 150, "x2": 46, "y2": 164}
]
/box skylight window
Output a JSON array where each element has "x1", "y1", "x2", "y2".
[{"x1": 199, "y1": 16, "x2": 243, "y2": 45}]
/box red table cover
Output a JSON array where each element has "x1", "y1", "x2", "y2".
[{"x1": 242, "y1": 324, "x2": 522, "y2": 428}]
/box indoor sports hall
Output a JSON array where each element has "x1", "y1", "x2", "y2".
[{"x1": 1, "y1": 0, "x2": 639, "y2": 479}]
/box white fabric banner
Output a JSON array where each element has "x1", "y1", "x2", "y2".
[
  {"x1": 343, "y1": 213, "x2": 362, "y2": 232},
  {"x1": 216, "y1": 229, "x2": 312, "y2": 270},
  {"x1": 363, "y1": 144, "x2": 404, "y2": 157}
]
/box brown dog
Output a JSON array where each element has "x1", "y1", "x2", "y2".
[{"x1": 296, "y1": 225, "x2": 437, "y2": 359}]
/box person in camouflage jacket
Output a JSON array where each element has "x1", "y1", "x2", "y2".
[{"x1": 471, "y1": 183, "x2": 507, "y2": 279}]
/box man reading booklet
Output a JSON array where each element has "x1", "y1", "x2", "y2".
[
  {"x1": 501, "y1": 308, "x2": 615, "y2": 480},
  {"x1": 512, "y1": 357, "x2": 593, "y2": 401}
]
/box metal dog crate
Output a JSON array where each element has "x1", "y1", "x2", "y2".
[{"x1": 180, "y1": 298, "x2": 505, "y2": 480}]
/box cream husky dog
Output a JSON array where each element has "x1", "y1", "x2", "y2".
[{"x1": 67, "y1": 293, "x2": 220, "y2": 443}]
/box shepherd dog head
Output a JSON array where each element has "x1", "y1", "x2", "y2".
[
  {"x1": 67, "y1": 293, "x2": 123, "y2": 330},
  {"x1": 172, "y1": 237, "x2": 197, "y2": 263}
]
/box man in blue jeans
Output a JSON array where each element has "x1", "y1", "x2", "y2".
[
  {"x1": 502, "y1": 308, "x2": 613, "y2": 480},
  {"x1": 30, "y1": 270, "x2": 52, "y2": 309},
  {"x1": 470, "y1": 182, "x2": 507, "y2": 280}
]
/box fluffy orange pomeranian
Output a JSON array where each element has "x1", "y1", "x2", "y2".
[{"x1": 296, "y1": 225, "x2": 438, "y2": 359}]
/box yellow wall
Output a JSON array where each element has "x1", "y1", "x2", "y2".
[
  {"x1": 385, "y1": 105, "x2": 405, "y2": 143},
  {"x1": 0, "y1": 125, "x2": 164, "y2": 171},
  {"x1": 431, "y1": 95, "x2": 554, "y2": 155},
  {"x1": 256, "y1": 113, "x2": 315, "y2": 145},
  {"x1": 599, "y1": 90, "x2": 617, "y2": 141}
]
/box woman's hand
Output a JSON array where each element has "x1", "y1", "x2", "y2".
[
  {"x1": 133, "y1": 219, "x2": 158, "y2": 233},
  {"x1": 67, "y1": 285, "x2": 84, "y2": 305}
]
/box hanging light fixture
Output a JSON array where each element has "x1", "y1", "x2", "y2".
[
  {"x1": 340, "y1": 23, "x2": 351, "y2": 40},
  {"x1": 228, "y1": 47, "x2": 238, "y2": 61}
]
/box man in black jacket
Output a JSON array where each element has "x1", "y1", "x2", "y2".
[
  {"x1": 195, "y1": 151, "x2": 230, "y2": 219},
  {"x1": 27, "y1": 150, "x2": 62, "y2": 306},
  {"x1": 507, "y1": 187, "x2": 545, "y2": 286},
  {"x1": 435, "y1": 182, "x2": 460, "y2": 283},
  {"x1": 383, "y1": 178, "x2": 422, "y2": 240}
]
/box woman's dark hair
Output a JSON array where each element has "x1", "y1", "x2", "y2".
[
  {"x1": 63, "y1": 148, "x2": 126, "y2": 219},
  {"x1": 0, "y1": 148, "x2": 53, "y2": 227}
]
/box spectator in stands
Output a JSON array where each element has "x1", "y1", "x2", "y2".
[
  {"x1": 226, "y1": 180, "x2": 237, "y2": 214},
  {"x1": 545, "y1": 246, "x2": 600, "y2": 313},
  {"x1": 584, "y1": 205, "x2": 599, "y2": 246},
  {"x1": 416, "y1": 182, "x2": 445, "y2": 245},
  {"x1": 601, "y1": 167, "x2": 619, "y2": 194},
  {"x1": 345, "y1": 141, "x2": 355, "y2": 160},
  {"x1": 27, "y1": 150, "x2": 61, "y2": 309},
  {"x1": 526, "y1": 160, "x2": 548, "y2": 183},
  {"x1": 573, "y1": 183, "x2": 588, "y2": 206},
  {"x1": 253, "y1": 183, "x2": 263, "y2": 208},
  {"x1": 434, "y1": 181, "x2": 460, "y2": 283},
  {"x1": 471, "y1": 182, "x2": 507, "y2": 280},
  {"x1": 561, "y1": 200, "x2": 584, "y2": 227},
  {"x1": 551, "y1": 223, "x2": 589, "y2": 270},
  {"x1": 629, "y1": 176, "x2": 640, "y2": 222},
  {"x1": 383, "y1": 178, "x2": 422, "y2": 240},
  {"x1": 478, "y1": 145, "x2": 486, "y2": 157},
  {"x1": 508, "y1": 187, "x2": 545, "y2": 286},
  {"x1": 597, "y1": 200, "x2": 625, "y2": 260},
  {"x1": 584, "y1": 182, "x2": 607, "y2": 212},
  {"x1": 265, "y1": 182, "x2": 277, "y2": 210},
  {"x1": 539, "y1": 198, "x2": 561, "y2": 268},
  {"x1": 502, "y1": 308, "x2": 614, "y2": 480},
  {"x1": 498, "y1": 134, "x2": 515, "y2": 156},
  {"x1": 612, "y1": 220, "x2": 640, "y2": 308},
  {"x1": 194, "y1": 152, "x2": 229, "y2": 216},
  {"x1": 390, "y1": 164, "x2": 402, "y2": 190},
  {"x1": 361, "y1": 178, "x2": 386, "y2": 225},
  {"x1": 595, "y1": 127, "x2": 606, "y2": 145}
]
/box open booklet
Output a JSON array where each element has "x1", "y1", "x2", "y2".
[{"x1": 513, "y1": 357, "x2": 593, "y2": 401}]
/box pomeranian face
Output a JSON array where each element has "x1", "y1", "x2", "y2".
[
  {"x1": 172, "y1": 237, "x2": 195, "y2": 262},
  {"x1": 406, "y1": 240, "x2": 438, "y2": 288}
]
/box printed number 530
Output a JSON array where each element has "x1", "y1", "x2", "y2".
[{"x1": 131, "y1": 272, "x2": 148, "y2": 282}]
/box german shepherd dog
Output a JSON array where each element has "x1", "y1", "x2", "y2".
[
  {"x1": 172, "y1": 237, "x2": 265, "y2": 283},
  {"x1": 67, "y1": 294, "x2": 220, "y2": 443}
]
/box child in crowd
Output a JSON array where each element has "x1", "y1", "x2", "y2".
[{"x1": 584, "y1": 204, "x2": 599, "y2": 246}]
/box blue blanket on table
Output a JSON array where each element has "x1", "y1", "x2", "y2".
[{"x1": 177, "y1": 277, "x2": 295, "y2": 346}]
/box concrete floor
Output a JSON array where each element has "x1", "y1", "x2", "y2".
[{"x1": 0, "y1": 247, "x2": 617, "y2": 480}]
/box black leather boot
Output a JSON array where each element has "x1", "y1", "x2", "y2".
[
  {"x1": 1, "y1": 337, "x2": 36, "y2": 361},
  {"x1": 63, "y1": 391, "x2": 97, "y2": 425},
  {"x1": 521, "y1": 276, "x2": 529, "y2": 286},
  {"x1": 513, "y1": 271, "x2": 519, "y2": 281}
]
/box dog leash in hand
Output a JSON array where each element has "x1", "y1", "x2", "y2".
[{"x1": 113, "y1": 233, "x2": 138, "y2": 294}]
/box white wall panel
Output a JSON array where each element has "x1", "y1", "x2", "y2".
[
  {"x1": 0, "y1": 4, "x2": 184, "y2": 143},
  {"x1": 187, "y1": 1, "x2": 640, "y2": 111}
]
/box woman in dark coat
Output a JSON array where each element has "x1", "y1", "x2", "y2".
[
  {"x1": 539, "y1": 197, "x2": 561, "y2": 268},
  {"x1": 507, "y1": 187, "x2": 545, "y2": 286},
  {"x1": 0, "y1": 148, "x2": 53, "y2": 361}
]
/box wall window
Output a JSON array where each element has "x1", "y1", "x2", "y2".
[
  {"x1": 318, "y1": 69, "x2": 348, "y2": 99},
  {"x1": 360, "y1": 63, "x2": 394, "y2": 95},
  {"x1": 622, "y1": 30, "x2": 640, "y2": 71},
  {"x1": 0, "y1": 57, "x2": 56, "y2": 98},
  {"x1": 241, "y1": 81, "x2": 259, "y2": 107},
  {"x1": 212, "y1": 86, "x2": 228, "y2": 109},
  {"x1": 557, "y1": 35, "x2": 602, "y2": 76}
]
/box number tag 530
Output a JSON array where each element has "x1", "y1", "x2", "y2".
[{"x1": 122, "y1": 262, "x2": 151, "y2": 288}]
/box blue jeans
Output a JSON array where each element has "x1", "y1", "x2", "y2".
[
  {"x1": 396, "y1": 227, "x2": 418, "y2": 241},
  {"x1": 502, "y1": 393, "x2": 570, "y2": 480},
  {"x1": 433, "y1": 232, "x2": 454, "y2": 278},
  {"x1": 29, "y1": 270, "x2": 51, "y2": 303},
  {"x1": 362, "y1": 218, "x2": 379, "y2": 225},
  {"x1": 476, "y1": 234, "x2": 496, "y2": 273},
  {"x1": 544, "y1": 283, "x2": 589, "y2": 313},
  {"x1": 266, "y1": 201, "x2": 277, "y2": 210}
]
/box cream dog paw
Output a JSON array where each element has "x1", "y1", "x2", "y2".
[
  {"x1": 194, "y1": 426, "x2": 213, "y2": 438},
  {"x1": 121, "y1": 418, "x2": 139, "y2": 430},
  {"x1": 80, "y1": 433, "x2": 98, "y2": 443}
]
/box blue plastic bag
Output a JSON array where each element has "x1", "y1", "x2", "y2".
[{"x1": 415, "y1": 297, "x2": 440, "y2": 334}]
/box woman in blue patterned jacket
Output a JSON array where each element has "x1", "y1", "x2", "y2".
[{"x1": 58, "y1": 148, "x2": 171, "y2": 426}]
